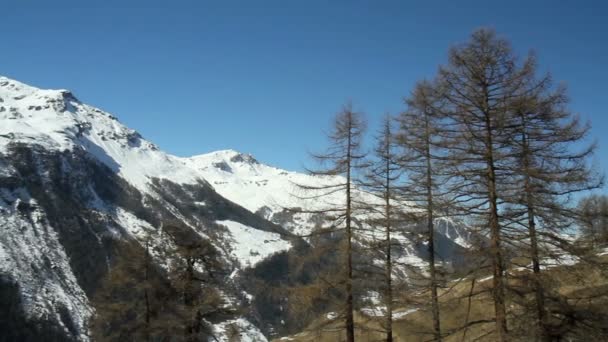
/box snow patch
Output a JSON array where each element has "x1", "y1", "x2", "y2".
[
  {"x1": 393, "y1": 308, "x2": 419, "y2": 320},
  {"x1": 216, "y1": 220, "x2": 291, "y2": 268},
  {"x1": 326, "y1": 312, "x2": 338, "y2": 320},
  {"x1": 212, "y1": 317, "x2": 268, "y2": 342},
  {"x1": 0, "y1": 188, "x2": 92, "y2": 340}
]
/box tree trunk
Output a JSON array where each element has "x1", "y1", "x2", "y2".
[
  {"x1": 521, "y1": 125, "x2": 548, "y2": 341},
  {"x1": 484, "y1": 112, "x2": 508, "y2": 341},
  {"x1": 384, "y1": 136, "x2": 394, "y2": 342},
  {"x1": 425, "y1": 114, "x2": 442, "y2": 342},
  {"x1": 144, "y1": 240, "x2": 151, "y2": 342},
  {"x1": 345, "y1": 119, "x2": 355, "y2": 342}
]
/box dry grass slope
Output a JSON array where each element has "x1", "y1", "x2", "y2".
[{"x1": 274, "y1": 253, "x2": 608, "y2": 342}]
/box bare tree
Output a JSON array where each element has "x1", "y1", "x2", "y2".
[
  {"x1": 579, "y1": 194, "x2": 608, "y2": 246},
  {"x1": 397, "y1": 80, "x2": 448, "y2": 341},
  {"x1": 364, "y1": 115, "x2": 402, "y2": 342},
  {"x1": 503, "y1": 69, "x2": 602, "y2": 340},
  {"x1": 433, "y1": 29, "x2": 531, "y2": 341},
  {"x1": 166, "y1": 231, "x2": 227, "y2": 342},
  {"x1": 427, "y1": 28, "x2": 604, "y2": 341},
  {"x1": 295, "y1": 103, "x2": 367, "y2": 342},
  {"x1": 90, "y1": 235, "x2": 171, "y2": 342}
]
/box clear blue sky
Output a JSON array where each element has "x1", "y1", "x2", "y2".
[{"x1": 2, "y1": 0, "x2": 606, "y2": 185}]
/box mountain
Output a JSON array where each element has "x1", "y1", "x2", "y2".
[
  {"x1": 187, "y1": 149, "x2": 373, "y2": 236},
  {"x1": 0, "y1": 76, "x2": 292, "y2": 341},
  {"x1": 187, "y1": 149, "x2": 472, "y2": 246},
  {"x1": 0, "y1": 76, "x2": 472, "y2": 341}
]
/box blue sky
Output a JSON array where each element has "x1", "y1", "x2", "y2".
[{"x1": 2, "y1": 1, "x2": 607, "y2": 187}]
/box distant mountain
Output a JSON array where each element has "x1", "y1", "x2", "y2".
[{"x1": 0, "y1": 76, "x2": 472, "y2": 341}]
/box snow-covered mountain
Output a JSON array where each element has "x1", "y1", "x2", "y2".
[
  {"x1": 0, "y1": 76, "x2": 472, "y2": 341},
  {"x1": 186, "y1": 149, "x2": 372, "y2": 236},
  {"x1": 187, "y1": 150, "x2": 472, "y2": 243},
  {"x1": 0, "y1": 76, "x2": 293, "y2": 341}
]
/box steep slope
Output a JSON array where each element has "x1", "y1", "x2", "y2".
[
  {"x1": 0, "y1": 76, "x2": 213, "y2": 190},
  {"x1": 0, "y1": 76, "x2": 293, "y2": 341}
]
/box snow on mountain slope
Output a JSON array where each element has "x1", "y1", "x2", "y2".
[
  {"x1": 0, "y1": 75, "x2": 365, "y2": 230},
  {"x1": 0, "y1": 76, "x2": 473, "y2": 341},
  {"x1": 217, "y1": 220, "x2": 292, "y2": 268},
  {"x1": 186, "y1": 150, "x2": 302, "y2": 213},
  {"x1": 213, "y1": 317, "x2": 268, "y2": 342},
  {"x1": 186, "y1": 149, "x2": 380, "y2": 236},
  {"x1": 0, "y1": 76, "x2": 205, "y2": 191},
  {"x1": 0, "y1": 76, "x2": 463, "y2": 246},
  {"x1": 185, "y1": 150, "x2": 473, "y2": 250},
  {"x1": 0, "y1": 75, "x2": 297, "y2": 268},
  {"x1": 0, "y1": 76, "x2": 293, "y2": 341},
  {"x1": 0, "y1": 186, "x2": 92, "y2": 341}
]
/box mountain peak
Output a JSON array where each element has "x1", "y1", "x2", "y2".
[
  {"x1": 229, "y1": 152, "x2": 259, "y2": 165},
  {"x1": 191, "y1": 149, "x2": 260, "y2": 166},
  {"x1": 0, "y1": 75, "x2": 77, "y2": 102},
  {"x1": 0, "y1": 76, "x2": 208, "y2": 190}
]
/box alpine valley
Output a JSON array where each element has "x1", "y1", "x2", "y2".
[{"x1": 0, "y1": 76, "x2": 472, "y2": 341}]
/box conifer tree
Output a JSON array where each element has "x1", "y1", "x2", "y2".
[
  {"x1": 165, "y1": 229, "x2": 227, "y2": 342},
  {"x1": 502, "y1": 64, "x2": 602, "y2": 340},
  {"x1": 578, "y1": 194, "x2": 608, "y2": 246},
  {"x1": 90, "y1": 236, "x2": 170, "y2": 342},
  {"x1": 433, "y1": 29, "x2": 528, "y2": 341},
  {"x1": 295, "y1": 103, "x2": 367, "y2": 342},
  {"x1": 429, "y1": 28, "x2": 604, "y2": 340},
  {"x1": 397, "y1": 81, "x2": 447, "y2": 341},
  {"x1": 364, "y1": 115, "x2": 402, "y2": 342}
]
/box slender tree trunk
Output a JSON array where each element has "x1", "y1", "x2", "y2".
[
  {"x1": 301, "y1": 105, "x2": 365, "y2": 341},
  {"x1": 345, "y1": 121, "x2": 355, "y2": 342},
  {"x1": 602, "y1": 204, "x2": 608, "y2": 244},
  {"x1": 144, "y1": 240, "x2": 151, "y2": 342},
  {"x1": 527, "y1": 202, "x2": 547, "y2": 341},
  {"x1": 425, "y1": 115, "x2": 442, "y2": 342},
  {"x1": 461, "y1": 278, "x2": 477, "y2": 342},
  {"x1": 185, "y1": 258, "x2": 195, "y2": 342},
  {"x1": 521, "y1": 126, "x2": 548, "y2": 342},
  {"x1": 385, "y1": 227, "x2": 393, "y2": 342},
  {"x1": 483, "y1": 111, "x2": 508, "y2": 341},
  {"x1": 384, "y1": 135, "x2": 394, "y2": 342}
]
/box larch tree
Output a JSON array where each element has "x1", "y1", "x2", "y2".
[
  {"x1": 579, "y1": 194, "x2": 608, "y2": 246},
  {"x1": 503, "y1": 65, "x2": 602, "y2": 340},
  {"x1": 433, "y1": 28, "x2": 532, "y2": 341},
  {"x1": 431, "y1": 28, "x2": 604, "y2": 341},
  {"x1": 364, "y1": 115, "x2": 403, "y2": 342},
  {"x1": 90, "y1": 235, "x2": 171, "y2": 342},
  {"x1": 397, "y1": 80, "x2": 447, "y2": 342},
  {"x1": 295, "y1": 103, "x2": 367, "y2": 342},
  {"x1": 165, "y1": 230, "x2": 227, "y2": 342}
]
